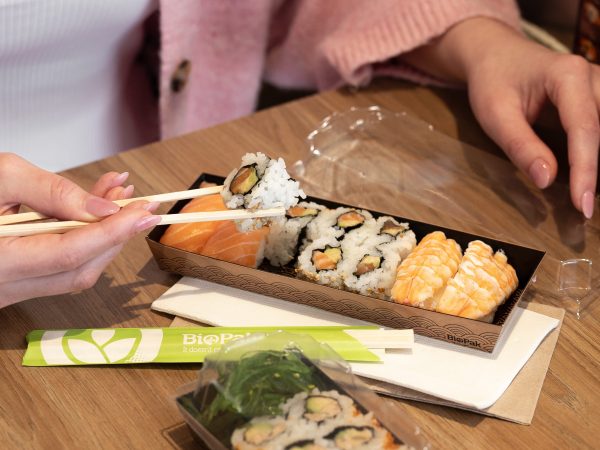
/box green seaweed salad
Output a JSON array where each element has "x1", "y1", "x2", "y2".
[{"x1": 178, "y1": 348, "x2": 333, "y2": 447}]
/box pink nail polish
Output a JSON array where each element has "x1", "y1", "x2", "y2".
[
  {"x1": 134, "y1": 215, "x2": 162, "y2": 232},
  {"x1": 528, "y1": 159, "x2": 551, "y2": 189},
  {"x1": 142, "y1": 201, "x2": 160, "y2": 212},
  {"x1": 122, "y1": 184, "x2": 135, "y2": 198},
  {"x1": 112, "y1": 172, "x2": 129, "y2": 187},
  {"x1": 582, "y1": 191, "x2": 595, "y2": 219},
  {"x1": 87, "y1": 197, "x2": 120, "y2": 217}
]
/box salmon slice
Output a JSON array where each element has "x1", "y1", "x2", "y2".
[
  {"x1": 159, "y1": 194, "x2": 226, "y2": 253},
  {"x1": 201, "y1": 220, "x2": 269, "y2": 268}
]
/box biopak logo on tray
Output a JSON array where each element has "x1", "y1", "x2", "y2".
[{"x1": 39, "y1": 329, "x2": 164, "y2": 365}]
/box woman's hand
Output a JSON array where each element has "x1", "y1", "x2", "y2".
[
  {"x1": 403, "y1": 17, "x2": 598, "y2": 218},
  {"x1": 0, "y1": 153, "x2": 161, "y2": 307}
]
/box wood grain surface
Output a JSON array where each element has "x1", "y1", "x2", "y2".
[{"x1": 1, "y1": 79, "x2": 598, "y2": 449}]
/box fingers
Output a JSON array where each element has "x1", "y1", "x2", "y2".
[
  {"x1": 90, "y1": 171, "x2": 130, "y2": 197},
  {"x1": 89, "y1": 171, "x2": 135, "y2": 201},
  {"x1": 0, "y1": 203, "x2": 20, "y2": 215},
  {"x1": 546, "y1": 55, "x2": 599, "y2": 218},
  {"x1": 0, "y1": 245, "x2": 123, "y2": 308},
  {"x1": 105, "y1": 184, "x2": 135, "y2": 201},
  {"x1": 471, "y1": 91, "x2": 558, "y2": 190},
  {"x1": 0, "y1": 202, "x2": 160, "y2": 284},
  {"x1": 0, "y1": 153, "x2": 120, "y2": 221}
]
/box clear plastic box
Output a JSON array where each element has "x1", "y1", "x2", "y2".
[{"x1": 175, "y1": 332, "x2": 429, "y2": 450}]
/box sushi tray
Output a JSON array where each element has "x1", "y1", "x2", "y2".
[
  {"x1": 174, "y1": 332, "x2": 428, "y2": 449},
  {"x1": 147, "y1": 173, "x2": 545, "y2": 353}
]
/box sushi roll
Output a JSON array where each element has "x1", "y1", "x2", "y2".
[
  {"x1": 230, "y1": 416, "x2": 289, "y2": 449},
  {"x1": 265, "y1": 202, "x2": 325, "y2": 267},
  {"x1": 375, "y1": 217, "x2": 416, "y2": 261},
  {"x1": 341, "y1": 236, "x2": 398, "y2": 299},
  {"x1": 221, "y1": 152, "x2": 306, "y2": 231},
  {"x1": 296, "y1": 236, "x2": 344, "y2": 288},
  {"x1": 322, "y1": 421, "x2": 401, "y2": 450},
  {"x1": 305, "y1": 208, "x2": 374, "y2": 244},
  {"x1": 282, "y1": 389, "x2": 357, "y2": 424},
  {"x1": 340, "y1": 218, "x2": 416, "y2": 298}
]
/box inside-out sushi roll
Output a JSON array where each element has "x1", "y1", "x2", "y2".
[
  {"x1": 265, "y1": 202, "x2": 325, "y2": 267},
  {"x1": 231, "y1": 416, "x2": 289, "y2": 450},
  {"x1": 296, "y1": 236, "x2": 344, "y2": 288},
  {"x1": 341, "y1": 238, "x2": 392, "y2": 298},
  {"x1": 324, "y1": 425, "x2": 376, "y2": 449},
  {"x1": 375, "y1": 217, "x2": 416, "y2": 260},
  {"x1": 320, "y1": 412, "x2": 403, "y2": 450},
  {"x1": 221, "y1": 152, "x2": 306, "y2": 231},
  {"x1": 305, "y1": 208, "x2": 374, "y2": 245},
  {"x1": 282, "y1": 389, "x2": 356, "y2": 424}
]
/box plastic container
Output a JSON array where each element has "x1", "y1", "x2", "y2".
[{"x1": 175, "y1": 332, "x2": 429, "y2": 450}]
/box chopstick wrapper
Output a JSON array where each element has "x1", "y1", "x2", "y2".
[{"x1": 22, "y1": 326, "x2": 399, "y2": 366}]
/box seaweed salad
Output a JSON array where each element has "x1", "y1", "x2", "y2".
[{"x1": 180, "y1": 348, "x2": 328, "y2": 447}]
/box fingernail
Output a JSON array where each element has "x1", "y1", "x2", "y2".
[
  {"x1": 528, "y1": 159, "x2": 551, "y2": 189},
  {"x1": 142, "y1": 201, "x2": 160, "y2": 212},
  {"x1": 582, "y1": 191, "x2": 595, "y2": 219},
  {"x1": 122, "y1": 184, "x2": 135, "y2": 198},
  {"x1": 112, "y1": 172, "x2": 129, "y2": 187},
  {"x1": 86, "y1": 197, "x2": 120, "y2": 217},
  {"x1": 133, "y1": 215, "x2": 161, "y2": 233}
]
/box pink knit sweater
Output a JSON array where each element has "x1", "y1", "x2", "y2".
[{"x1": 158, "y1": 0, "x2": 521, "y2": 139}]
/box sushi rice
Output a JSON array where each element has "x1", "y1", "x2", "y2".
[
  {"x1": 222, "y1": 152, "x2": 306, "y2": 232},
  {"x1": 340, "y1": 234, "x2": 396, "y2": 298},
  {"x1": 341, "y1": 217, "x2": 417, "y2": 298},
  {"x1": 265, "y1": 202, "x2": 325, "y2": 267},
  {"x1": 305, "y1": 208, "x2": 374, "y2": 244}
]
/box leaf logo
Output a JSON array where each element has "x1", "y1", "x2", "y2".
[
  {"x1": 67, "y1": 333, "x2": 137, "y2": 364},
  {"x1": 39, "y1": 329, "x2": 163, "y2": 365}
]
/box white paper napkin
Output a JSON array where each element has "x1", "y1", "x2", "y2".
[{"x1": 152, "y1": 277, "x2": 559, "y2": 410}]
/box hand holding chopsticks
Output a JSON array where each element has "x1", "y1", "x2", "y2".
[{"x1": 0, "y1": 185, "x2": 285, "y2": 237}]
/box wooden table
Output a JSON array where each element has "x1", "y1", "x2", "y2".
[{"x1": 1, "y1": 79, "x2": 598, "y2": 449}]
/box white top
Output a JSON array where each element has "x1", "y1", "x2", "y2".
[{"x1": 0, "y1": 0, "x2": 157, "y2": 172}]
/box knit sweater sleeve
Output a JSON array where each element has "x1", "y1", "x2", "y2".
[{"x1": 264, "y1": 0, "x2": 522, "y2": 89}]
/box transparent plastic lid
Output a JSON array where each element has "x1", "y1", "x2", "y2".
[
  {"x1": 292, "y1": 106, "x2": 598, "y2": 317},
  {"x1": 292, "y1": 106, "x2": 526, "y2": 238}
]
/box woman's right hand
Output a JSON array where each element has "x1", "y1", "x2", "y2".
[{"x1": 0, "y1": 153, "x2": 161, "y2": 308}]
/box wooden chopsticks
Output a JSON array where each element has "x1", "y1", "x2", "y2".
[
  {"x1": 0, "y1": 184, "x2": 286, "y2": 237},
  {"x1": 344, "y1": 329, "x2": 414, "y2": 349},
  {"x1": 0, "y1": 185, "x2": 224, "y2": 226},
  {"x1": 0, "y1": 208, "x2": 286, "y2": 237}
]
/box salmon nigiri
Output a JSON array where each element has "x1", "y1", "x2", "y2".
[
  {"x1": 159, "y1": 194, "x2": 226, "y2": 253},
  {"x1": 201, "y1": 220, "x2": 269, "y2": 268}
]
